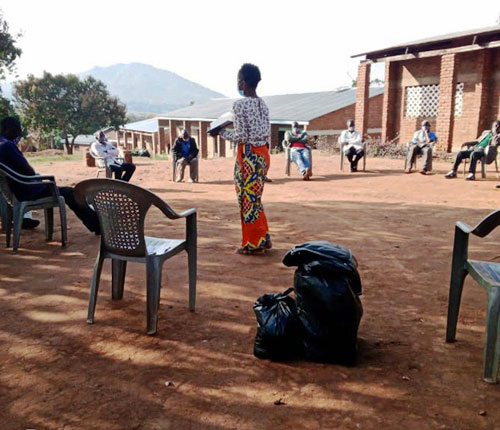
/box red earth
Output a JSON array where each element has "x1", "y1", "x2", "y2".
[{"x1": 2, "y1": 151, "x2": 500, "y2": 429}]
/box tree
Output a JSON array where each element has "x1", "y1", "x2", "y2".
[
  {"x1": 0, "y1": 12, "x2": 22, "y2": 120},
  {"x1": 0, "y1": 12, "x2": 22, "y2": 81},
  {"x1": 351, "y1": 78, "x2": 385, "y2": 88},
  {"x1": 14, "y1": 72, "x2": 127, "y2": 154}
]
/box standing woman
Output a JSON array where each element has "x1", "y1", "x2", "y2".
[{"x1": 214, "y1": 63, "x2": 272, "y2": 255}]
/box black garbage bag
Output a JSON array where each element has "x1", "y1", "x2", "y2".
[
  {"x1": 253, "y1": 288, "x2": 301, "y2": 360},
  {"x1": 283, "y1": 241, "x2": 363, "y2": 365},
  {"x1": 283, "y1": 240, "x2": 362, "y2": 295}
]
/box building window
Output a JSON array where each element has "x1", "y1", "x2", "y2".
[
  {"x1": 404, "y1": 83, "x2": 464, "y2": 118},
  {"x1": 454, "y1": 82, "x2": 464, "y2": 117},
  {"x1": 405, "y1": 84, "x2": 440, "y2": 118}
]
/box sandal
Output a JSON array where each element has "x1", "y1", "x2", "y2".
[{"x1": 235, "y1": 246, "x2": 266, "y2": 255}]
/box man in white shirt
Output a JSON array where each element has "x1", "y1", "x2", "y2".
[
  {"x1": 405, "y1": 120, "x2": 437, "y2": 175},
  {"x1": 339, "y1": 120, "x2": 364, "y2": 172},
  {"x1": 90, "y1": 131, "x2": 136, "y2": 182}
]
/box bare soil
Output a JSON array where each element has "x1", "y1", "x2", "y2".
[{"x1": 2, "y1": 152, "x2": 500, "y2": 430}]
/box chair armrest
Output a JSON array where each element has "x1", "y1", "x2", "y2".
[
  {"x1": 457, "y1": 209, "x2": 500, "y2": 238},
  {"x1": 12, "y1": 178, "x2": 60, "y2": 199},
  {"x1": 179, "y1": 208, "x2": 196, "y2": 218},
  {"x1": 456, "y1": 221, "x2": 473, "y2": 234}
]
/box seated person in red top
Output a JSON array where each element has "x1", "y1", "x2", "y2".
[
  {"x1": 284, "y1": 122, "x2": 311, "y2": 180},
  {"x1": 0, "y1": 116, "x2": 99, "y2": 234}
]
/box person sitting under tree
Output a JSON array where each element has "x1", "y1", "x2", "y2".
[
  {"x1": 444, "y1": 120, "x2": 500, "y2": 181},
  {"x1": 0, "y1": 116, "x2": 99, "y2": 234},
  {"x1": 90, "y1": 131, "x2": 136, "y2": 182}
]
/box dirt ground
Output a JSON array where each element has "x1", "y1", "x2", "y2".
[{"x1": 2, "y1": 151, "x2": 500, "y2": 430}]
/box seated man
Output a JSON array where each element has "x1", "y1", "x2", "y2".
[
  {"x1": 173, "y1": 129, "x2": 199, "y2": 183},
  {"x1": 339, "y1": 119, "x2": 364, "y2": 172},
  {"x1": 0, "y1": 117, "x2": 99, "y2": 234},
  {"x1": 90, "y1": 131, "x2": 136, "y2": 182},
  {"x1": 445, "y1": 120, "x2": 500, "y2": 181},
  {"x1": 405, "y1": 120, "x2": 437, "y2": 175},
  {"x1": 285, "y1": 122, "x2": 311, "y2": 180}
]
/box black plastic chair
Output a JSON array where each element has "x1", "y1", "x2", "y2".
[
  {"x1": 0, "y1": 162, "x2": 67, "y2": 252},
  {"x1": 446, "y1": 209, "x2": 500, "y2": 383},
  {"x1": 75, "y1": 179, "x2": 197, "y2": 335}
]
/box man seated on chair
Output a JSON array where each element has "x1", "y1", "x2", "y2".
[
  {"x1": 0, "y1": 116, "x2": 100, "y2": 234},
  {"x1": 285, "y1": 122, "x2": 311, "y2": 180},
  {"x1": 90, "y1": 131, "x2": 136, "y2": 182},
  {"x1": 173, "y1": 129, "x2": 199, "y2": 183},
  {"x1": 445, "y1": 120, "x2": 500, "y2": 181},
  {"x1": 339, "y1": 119, "x2": 364, "y2": 172},
  {"x1": 405, "y1": 120, "x2": 437, "y2": 175}
]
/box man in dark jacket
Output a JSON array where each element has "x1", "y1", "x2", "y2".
[
  {"x1": 173, "y1": 129, "x2": 199, "y2": 182},
  {"x1": 0, "y1": 116, "x2": 99, "y2": 233}
]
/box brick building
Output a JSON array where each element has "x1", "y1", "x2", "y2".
[
  {"x1": 111, "y1": 88, "x2": 383, "y2": 158},
  {"x1": 353, "y1": 25, "x2": 500, "y2": 151}
]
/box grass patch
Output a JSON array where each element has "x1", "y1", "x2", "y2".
[{"x1": 27, "y1": 153, "x2": 82, "y2": 164}]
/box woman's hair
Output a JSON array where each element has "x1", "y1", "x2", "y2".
[{"x1": 238, "y1": 63, "x2": 261, "y2": 89}]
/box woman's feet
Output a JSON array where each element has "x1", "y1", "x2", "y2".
[{"x1": 235, "y1": 246, "x2": 266, "y2": 255}]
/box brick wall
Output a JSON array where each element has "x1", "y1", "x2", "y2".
[
  {"x1": 355, "y1": 62, "x2": 371, "y2": 137},
  {"x1": 383, "y1": 48, "x2": 500, "y2": 151},
  {"x1": 308, "y1": 94, "x2": 382, "y2": 136}
]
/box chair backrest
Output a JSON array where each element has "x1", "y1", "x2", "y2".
[
  {"x1": 74, "y1": 179, "x2": 179, "y2": 257},
  {"x1": 0, "y1": 163, "x2": 17, "y2": 205}
]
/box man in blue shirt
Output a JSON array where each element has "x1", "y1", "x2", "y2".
[
  {"x1": 405, "y1": 120, "x2": 437, "y2": 175},
  {"x1": 173, "y1": 129, "x2": 199, "y2": 182},
  {"x1": 0, "y1": 116, "x2": 99, "y2": 233}
]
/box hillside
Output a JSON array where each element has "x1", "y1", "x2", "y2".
[
  {"x1": 79, "y1": 63, "x2": 224, "y2": 114},
  {"x1": 1, "y1": 63, "x2": 225, "y2": 115}
]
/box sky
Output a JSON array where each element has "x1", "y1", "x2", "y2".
[{"x1": 1, "y1": 0, "x2": 499, "y2": 98}]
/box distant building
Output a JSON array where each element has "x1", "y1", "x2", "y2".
[
  {"x1": 111, "y1": 88, "x2": 383, "y2": 158},
  {"x1": 353, "y1": 25, "x2": 500, "y2": 151}
]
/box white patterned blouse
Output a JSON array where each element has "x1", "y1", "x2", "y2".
[{"x1": 220, "y1": 97, "x2": 271, "y2": 147}]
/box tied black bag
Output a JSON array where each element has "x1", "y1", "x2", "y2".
[
  {"x1": 253, "y1": 288, "x2": 301, "y2": 360},
  {"x1": 283, "y1": 241, "x2": 363, "y2": 365}
]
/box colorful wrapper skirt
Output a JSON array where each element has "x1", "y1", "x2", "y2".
[{"x1": 234, "y1": 143, "x2": 271, "y2": 249}]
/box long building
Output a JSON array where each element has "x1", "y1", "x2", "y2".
[
  {"x1": 353, "y1": 25, "x2": 500, "y2": 151},
  {"x1": 110, "y1": 88, "x2": 383, "y2": 158}
]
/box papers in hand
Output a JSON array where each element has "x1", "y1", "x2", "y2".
[{"x1": 208, "y1": 112, "x2": 233, "y2": 134}]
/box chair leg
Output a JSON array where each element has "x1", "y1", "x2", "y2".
[
  {"x1": 285, "y1": 148, "x2": 290, "y2": 176},
  {"x1": 0, "y1": 195, "x2": 7, "y2": 233},
  {"x1": 5, "y1": 206, "x2": 12, "y2": 248},
  {"x1": 446, "y1": 266, "x2": 468, "y2": 342},
  {"x1": 87, "y1": 252, "x2": 104, "y2": 324},
  {"x1": 146, "y1": 258, "x2": 162, "y2": 335},
  {"x1": 483, "y1": 289, "x2": 500, "y2": 383},
  {"x1": 446, "y1": 226, "x2": 469, "y2": 342},
  {"x1": 481, "y1": 159, "x2": 486, "y2": 179},
  {"x1": 495, "y1": 159, "x2": 499, "y2": 179},
  {"x1": 12, "y1": 203, "x2": 26, "y2": 253},
  {"x1": 59, "y1": 197, "x2": 67, "y2": 247},
  {"x1": 44, "y1": 207, "x2": 54, "y2": 241},
  {"x1": 111, "y1": 259, "x2": 127, "y2": 300},
  {"x1": 186, "y1": 213, "x2": 197, "y2": 312},
  {"x1": 187, "y1": 242, "x2": 197, "y2": 312}
]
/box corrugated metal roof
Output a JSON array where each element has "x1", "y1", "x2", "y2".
[
  {"x1": 122, "y1": 118, "x2": 160, "y2": 133},
  {"x1": 353, "y1": 25, "x2": 500, "y2": 59},
  {"x1": 161, "y1": 87, "x2": 384, "y2": 123}
]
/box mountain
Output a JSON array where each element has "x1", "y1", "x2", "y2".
[
  {"x1": 1, "y1": 63, "x2": 225, "y2": 114},
  {"x1": 79, "y1": 63, "x2": 225, "y2": 114}
]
